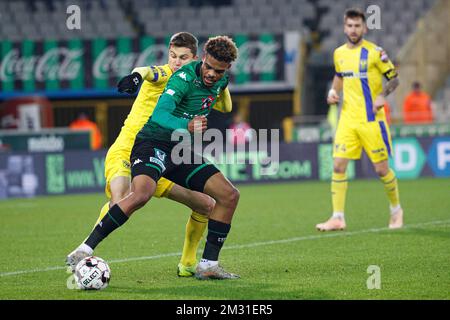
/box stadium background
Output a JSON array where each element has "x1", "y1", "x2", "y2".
[
  {"x1": 0, "y1": 0, "x2": 448, "y2": 198},
  {"x1": 0, "y1": 0, "x2": 449, "y2": 301}
]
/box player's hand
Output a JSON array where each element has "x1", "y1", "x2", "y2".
[
  {"x1": 373, "y1": 95, "x2": 386, "y2": 113},
  {"x1": 117, "y1": 72, "x2": 142, "y2": 94},
  {"x1": 188, "y1": 116, "x2": 207, "y2": 133},
  {"x1": 327, "y1": 89, "x2": 340, "y2": 105}
]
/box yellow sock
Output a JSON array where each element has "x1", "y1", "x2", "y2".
[
  {"x1": 180, "y1": 211, "x2": 208, "y2": 267},
  {"x1": 94, "y1": 202, "x2": 110, "y2": 228},
  {"x1": 380, "y1": 169, "x2": 400, "y2": 208},
  {"x1": 331, "y1": 172, "x2": 348, "y2": 214}
]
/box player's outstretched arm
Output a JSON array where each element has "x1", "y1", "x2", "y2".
[{"x1": 117, "y1": 67, "x2": 157, "y2": 94}]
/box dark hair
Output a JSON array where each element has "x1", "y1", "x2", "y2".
[
  {"x1": 204, "y1": 35, "x2": 238, "y2": 64},
  {"x1": 344, "y1": 8, "x2": 366, "y2": 23},
  {"x1": 169, "y1": 32, "x2": 198, "y2": 56}
]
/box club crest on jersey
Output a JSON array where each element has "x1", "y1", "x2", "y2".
[
  {"x1": 201, "y1": 95, "x2": 215, "y2": 110},
  {"x1": 360, "y1": 60, "x2": 368, "y2": 71},
  {"x1": 122, "y1": 160, "x2": 131, "y2": 169}
]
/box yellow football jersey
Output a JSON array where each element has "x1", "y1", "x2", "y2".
[
  {"x1": 114, "y1": 64, "x2": 173, "y2": 150},
  {"x1": 334, "y1": 39, "x2": 397, "y2": 123}
]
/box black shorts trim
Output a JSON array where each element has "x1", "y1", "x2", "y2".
[{"x1": 184, "y1": 163, "x2": 220, "y2": 192}]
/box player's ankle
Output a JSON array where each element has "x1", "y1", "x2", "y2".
[
  {"x1": 78, "y1": 243, "x2": 94, "y2": 255},
  {"x1": 199, "y1": 259, "x2": 218, "y2": 269},
  {"x1": 332, "y1": 212, "x2": 345, "y2": 220},
  {"x1": 389, "y1": 205, "x2": 401, "y2": 215}
]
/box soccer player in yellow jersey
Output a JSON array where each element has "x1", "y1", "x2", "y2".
[
  {"x1": 66, "y1": 32, "x2": 233, "y2": 277},
  {"x1": 316, "y1": 8, "x2": 403, "y2": 231}
]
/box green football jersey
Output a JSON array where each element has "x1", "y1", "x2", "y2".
[{"x1": 137, "y1": 60, "x2": 229, "y2": 144}]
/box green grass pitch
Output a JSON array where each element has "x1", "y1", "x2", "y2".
[{"x1": 0, "y1": 178, "x2": 449, "y2": 300}]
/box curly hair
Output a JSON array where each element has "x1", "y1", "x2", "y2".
[{"x1": 204, "y1": 35, "x2": 238, "y2": 63}]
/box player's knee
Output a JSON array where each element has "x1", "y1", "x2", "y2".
[
  {"x1": 131, "y1": 191, "x2": 152, "y2": 207},
  {"x1": 194, "y1": 196, "x2": 215, "y2": 216},
  {"x1": 375, "y1": 166, "x2": 389, "y2": 177},
  {"x1": 220, "y1": 186, "x2": 239, "y2": 209},
  {"x1": 333, "y1": 164, "x2": 346, "y2": 174},
  {"x1": 205, "y1": 197, "x2": 216, "y2": 215}
]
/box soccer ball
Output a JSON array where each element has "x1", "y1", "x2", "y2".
[{"x1": 74, "y1": 256, "x2": 111, "y2": 290}]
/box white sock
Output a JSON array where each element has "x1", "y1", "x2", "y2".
[
  {"x1": 78, "y1": 243, "x2": 93, "y2": 255},
  {"x1": 390, "y1": 205, "x2": 401, "y2": 215},
  {"x1": 199, "y1": 259, "x2": 218, "y2": 268},
  {"x1": 332, "y1": 212, "x2": 345, "y2": 220}
]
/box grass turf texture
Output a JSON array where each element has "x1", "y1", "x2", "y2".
[{"x1": 0, "y1": 178, "x2": 449, "y2": 300}]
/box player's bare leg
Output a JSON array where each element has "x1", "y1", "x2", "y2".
[
  {"x1": 95, "y1": 176, "x2": 131, "y2": 226},
  {"x1": 168, "y1": 185, "x2": 215, "y2": 215},
  {"x1": 316, "y1": 157, "x2": 348, "y2": 231},
  {"x1": 66, "y1": 175, "x2": 156, "y2": 272},
  {"x1": 195, "y1": 172, "x2": 240, "y2": 280},
  {"x1": 167, "y1": 185, "x2": 215, "y2": 276},
  {"x1": 374, "y1": 160, "x2": 403, "y2": 229},
  {"x1": 109, "y1": 176, "x2": 132, "y2": 206}
]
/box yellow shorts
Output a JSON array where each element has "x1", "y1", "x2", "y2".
[
  {"x1": 104, "y1": 142, "x2": 174, "y2": 199},
  {"x1": 333, "y1": 119, "x2": 393, "y2": 163}
]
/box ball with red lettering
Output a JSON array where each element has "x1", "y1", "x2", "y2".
[{"x1": 74, "y1": 256, "x2": 111, "y2": 290}]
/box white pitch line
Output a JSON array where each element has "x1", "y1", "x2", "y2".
[{"x1": 1, "y1": 219, "x2": 449, "y2": 278}]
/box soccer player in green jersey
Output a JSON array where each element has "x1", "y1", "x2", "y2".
[{"x1": 74, "y1": 36, "x2": 240, "y2": 280}]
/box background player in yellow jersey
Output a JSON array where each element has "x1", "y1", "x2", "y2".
[
  {"x1": 66, "y1": 32, "x2": 233, "y2": 277},
  {"x1": 316, "y1": 8, "x2": 403, "y2": 231}
]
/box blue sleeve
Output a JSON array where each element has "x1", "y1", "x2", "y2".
[{"x1": 151, "y1": 94, "x2": 189, "y2": 130}]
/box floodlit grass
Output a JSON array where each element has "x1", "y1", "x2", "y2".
[{"x1": 0, "y1": 178, "x2": 449, "y2": 300}]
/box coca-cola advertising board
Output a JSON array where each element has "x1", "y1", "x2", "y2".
[{"x1": 0, "y1": 32, "x2": 301, "y2": 98}]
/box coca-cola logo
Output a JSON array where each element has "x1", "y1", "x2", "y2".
[
  {"x1": 0, "y1": 48, "x2": 83, "y2": 81},
  {"x1": 93, "y1": 45, "x2": 167, "y2": 79},
  {"x1": 231, "y1": 41, "x2": 280, "y2": 74}
]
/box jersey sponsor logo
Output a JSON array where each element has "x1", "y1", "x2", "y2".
[
  {"x1": 132, "y1": 158, "x2": 143, "y2": 166},
  {"x1": 372, "y1": 148, "x2": 386, "y2": 154},
  {"x1": 154, "y1": 148, "x2": 167, "y2": 161},
  {"x1": 340, "y1": 71, "x2": 368, "y2": 79},
  {"x1": 178, "y1": 72, "x2": 187, "y2": 81},
  {"x1": 166, "y1": 89, "x2": 176, "y2": 96},
  {"x1": 149, "y1": 157, "x2": 166, "y2": 171}
]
